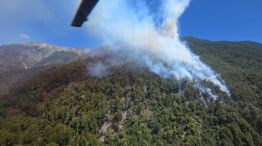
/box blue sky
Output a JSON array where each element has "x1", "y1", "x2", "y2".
[
  {"x1": 0, "y1": 0, "x2": 261, "y2": 48},
  {"x1": 180, "y1": 0, "x2": 262, "y2": 43}
]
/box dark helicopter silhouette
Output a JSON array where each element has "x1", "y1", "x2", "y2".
[{"x1": 71, "y1": 0, "x2": 99, "y2": 27}]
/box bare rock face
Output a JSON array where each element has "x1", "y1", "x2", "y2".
[{"x1": 0, "y1": 42, "x2": 89, "y2": 94}]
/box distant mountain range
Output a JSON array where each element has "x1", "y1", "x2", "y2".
[
  {"x1": 0, "y1": 37, "x2": 261, "y2": 146},
  {"x1": 0, "y1": 42, "x2": 88, "y2": 94}
]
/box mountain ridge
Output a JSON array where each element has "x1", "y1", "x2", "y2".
[
  {"x1": 184, "y1": 36, "x2": 262, "y2": 45},
  {"x1": 0, "y1": 42, "x2": 89, "y2": 94}
]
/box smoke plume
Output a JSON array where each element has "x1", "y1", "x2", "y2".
[{"x1": 85, "y1": 0, "x2": 230, "y2": 99}]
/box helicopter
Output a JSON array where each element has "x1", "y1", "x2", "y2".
[{"x1": 71, "y1": 0, "x2": 99, "y2": 27}]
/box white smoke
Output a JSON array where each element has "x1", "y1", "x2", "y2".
[
  {"x1": 88, "y1": 62, "x2": 108, "y2": 78},
  {"x1": 85, "y1": 0, "x2": 230, "y2": 99}
]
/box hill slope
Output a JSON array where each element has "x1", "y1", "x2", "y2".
[
  {"x1": 0, "y1": 38, "x2": 262, "y2": 146},
  {"x1": 186, "y1": 37, "x2": 262, "y2": 104}
]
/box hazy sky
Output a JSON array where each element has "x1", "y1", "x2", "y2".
[{"x1": 0, "y1": 0, "x2": 261, "y2": 48}]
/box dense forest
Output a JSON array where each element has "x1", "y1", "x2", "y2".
[{"x1": 0, "y1": 37, "x2": 261, "y2": 146}]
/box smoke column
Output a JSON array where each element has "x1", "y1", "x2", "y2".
[{"x1": 85, "y1": 0, "x2": 230, "y2": 99}]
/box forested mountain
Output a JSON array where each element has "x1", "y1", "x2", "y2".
[{"x1": 0, "y1": 37, "x2": 261, "y2": 146}]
